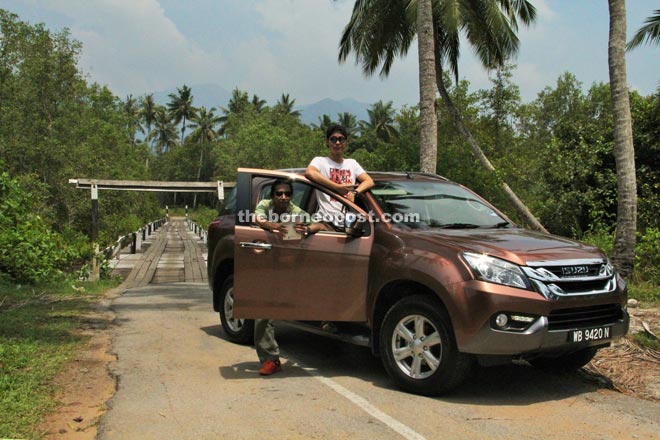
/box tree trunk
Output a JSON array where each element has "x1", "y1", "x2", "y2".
[
  {"x1": 417, "y1": 0, "x2": 438, "y2": 174},
  {"x1": 435, "y1": 67, "x2": 548, "y2": 233},
  {"x1": 608, "y1": 0, "x2": 637, "y2": 277},
  {"x1": 193, "y1": 144, "x2": 204, "y2": 209}
]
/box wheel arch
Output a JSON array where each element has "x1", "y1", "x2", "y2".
[
  {"x1": 212, "y1": 259, "x2": 234, "y2": 312},
  {"x1": 371, "y1": 280, "x2": 453, "y2": 356}
]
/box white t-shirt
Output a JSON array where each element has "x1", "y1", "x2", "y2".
[{"x1": 309, "y1": 156, "x2": 365, "y2": 226}]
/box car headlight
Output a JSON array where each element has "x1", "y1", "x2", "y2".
[{"x1": 462, "y1": 252, "x2": 530, "y2": 289}]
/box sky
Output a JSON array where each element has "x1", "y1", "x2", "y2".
[{"x1": 1, "y1": 0, "x2": 659, "y2": 108}]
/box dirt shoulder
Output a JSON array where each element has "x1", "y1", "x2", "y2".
[
  {"x1": 38, "y1": 296, "x2": 660, "y2": 439},
  {"x1": 585, "y1": 304, "x2": 660, "y2": 402},
  {"x1": 38, "y1": 289, "x2": 122, "y2": 439}
]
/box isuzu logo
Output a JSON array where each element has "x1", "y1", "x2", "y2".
[{"x1": 561, "y1": 265, "x2": 590, "y2": 276}]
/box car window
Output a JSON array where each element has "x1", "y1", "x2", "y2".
[
  {"x1": 256, "y1": 180, "x2": 309, "y2": 209},
  {"x1": 219, "y1": 186, "x2": 237, "y2": 215},
  {"x1": 249, "y1": 175, "x2": 371, "y2": 236},
  {"x1": 372, "y1": 180, "x2": 507, "y2": 229}
]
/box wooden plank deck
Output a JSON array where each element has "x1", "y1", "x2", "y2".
[{"x1": 112, "y1": 218, "x2": 208, "y2": 288}]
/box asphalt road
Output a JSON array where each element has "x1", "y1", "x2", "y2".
[{"x1": 98, "y1": 283, "x2": 660, "y2": 440}]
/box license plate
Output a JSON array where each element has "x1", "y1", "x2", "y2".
[{"x1": 569, "y1": 326, "x2": 611, "y2": 343}]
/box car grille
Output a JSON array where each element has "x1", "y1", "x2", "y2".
[
  {"x1": 522, "y1": 259, "x2": 617, "y2": 298},
  {"x1": 548, "y1": 304, "x2": 624, "y2": 330}
]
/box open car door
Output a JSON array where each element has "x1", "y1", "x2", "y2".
[{"x1": 233, "y1": 169, "x2": 373, "y2": 321}]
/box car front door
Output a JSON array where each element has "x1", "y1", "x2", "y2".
[{"x1": 233, "y1": 169, "x2": 373, "y2": 321}]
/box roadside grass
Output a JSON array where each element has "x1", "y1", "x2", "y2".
[
  {"x1": 628, "y1": 279, "x2": 660, "y2": 304},
  {"x1": 0, "y1": 279, "x2": 120, "y2": 440}
]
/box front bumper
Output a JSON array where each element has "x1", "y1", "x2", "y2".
[{"x1": 460, "y1": 308, "x2": 629, "y2": 355}]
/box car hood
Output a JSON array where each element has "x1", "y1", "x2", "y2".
[{"x1": 406, "y1": 227, "x2": 605, "y2": 266}]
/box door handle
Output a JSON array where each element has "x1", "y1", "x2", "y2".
[{"x1": 239, "y1": 241, "x2": 272, "y2": 250}]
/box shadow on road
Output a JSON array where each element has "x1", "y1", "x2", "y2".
[{"x1": 211, "y1": 322, "x2": 610, "y2": 405}]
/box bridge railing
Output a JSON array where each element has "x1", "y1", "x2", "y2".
[
  {"x1": 101, "y1": 218, "x2": 168, "y2": 260},
  {"x1": 185, "y1": 219, "x2": 208, "y2": 244}
]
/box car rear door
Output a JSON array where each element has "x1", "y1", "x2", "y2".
[{"x1": 233, "y1": 169, "x2": 373, "y2": 321}]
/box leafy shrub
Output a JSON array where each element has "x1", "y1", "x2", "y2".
[
  {"x1": 0, "y1": 172, "x2": 72, "y2": 283},
  {"x1": 635, "y1": 227, "x2": 660, "y2": 284},
  {"x1": 190, "y1": 206, "x2": 219, "y2": 229}
]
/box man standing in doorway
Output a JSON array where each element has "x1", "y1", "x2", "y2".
[
  {"x1": 305, "y1": 124, "x2": 374, "y2": 228},
  {"x1": 305, "y1": 124, "x2": 374, "y2": 333}
]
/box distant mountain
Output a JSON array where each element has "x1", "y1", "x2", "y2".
[
  {"x1": 299, "y1": 98, "x2": 370, "y2": 125},
  {"x1": 147, "y1": 84, "x2": 370, "y2": 126}
]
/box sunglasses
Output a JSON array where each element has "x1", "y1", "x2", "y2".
[
  {"x1": 329, "y1": 136, "x2": 347, "y2": 143},
  {"x1": 275, "y1": 190, "x2": 292, "y2": 197}
]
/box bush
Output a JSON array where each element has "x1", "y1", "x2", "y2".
[
  {"x1": 0, "y1": 172, "x2": 76, "y2": 284},
  {"x1": 635, "y1": 227, "x2": 660, "y2": 285},
  {"x1": 190, "y1": 206, "x2": 217, "y2": 229}
]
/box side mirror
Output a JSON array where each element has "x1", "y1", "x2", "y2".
[{"x1": 345, "y1": 213, "x2": 366, "y2": 237}]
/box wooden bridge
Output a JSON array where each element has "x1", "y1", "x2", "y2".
[{"x1": 110, "y1": 217, "x2": 208, "y2": 288}]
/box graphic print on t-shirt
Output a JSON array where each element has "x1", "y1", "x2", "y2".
[{"x1": 330, "y1": 168, "x2": 352, "y2": 184}]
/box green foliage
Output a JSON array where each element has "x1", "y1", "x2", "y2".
[
  {"x1": 0, "y1": 279, "x2": 118, "y2": 439},
  {"x1": 0, "y1": 172, "x2": 67, "y2": 283},
  {"x1": 190, "y1": 206, "x2": 218, "y2": 228},
  {"x1": 630, "y1": 331, "x2": 660, "y2": 352},
  {"x1": 211, "y1": 110, "x2": 322, "y2": 181},
  {"x1": 635, "y1": 228, "x2": 660, "y2": 285}
]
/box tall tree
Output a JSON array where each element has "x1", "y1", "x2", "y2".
[
  {"x1": 274, "y1": 93, "x2": 301, "y2": 118},
  {"x1": 140, "y1": 94, "x2": 157, "y2": 144},
  {"x1": 627, "y1": 9, "x2": 660, "y2": 50},
  {"x1": 167, "y1": 84, "x2": 195, "y2": 144},
  {"x1": 608, "y1": 0, "x2": 637, "y2": 277},
  {"x1": 337, "y1": 112, "x2": 359, "y2": 136},
  {"x1": 417, "y1": 0, "x2": 438, "y2": 173},
  {"x1": 219, "y1": 88, "x2": 251, "y2": 135},
  {"x1": 339, "y1": 0, "x2": 546, "y2": 232},
  {"x1": 188, "y1": 106, "x2": 222, "y2": 207},
  {"x1": 123, "y1": 94, "x2": 141, "y2": 145},
  {"x1": 148, "y1": 106, "x2": 177, "y2": 153},
  {"x1": 311, "y1": 114, "x2": 334, "y2": 134},
  {"x1": 251, "y1": 94, "x2": 267, "y2": 113},
  {"x1": 360, "y1": 100, "x2": 398, "y2": 142}
]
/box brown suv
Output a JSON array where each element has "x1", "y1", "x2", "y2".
[{"x1": 207, "y1": 168, "x2": 629, "y2": 395}]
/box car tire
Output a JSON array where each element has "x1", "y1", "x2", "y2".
[
  {"x1": 219, "y1": 275, "x2": 254, "y2": 344},
  {"x1": 379, "y1": 295, "x2": 472, "y2": 396},
  {"x1": 529, "y1": 347, "x2": 598, "y2": 372}
]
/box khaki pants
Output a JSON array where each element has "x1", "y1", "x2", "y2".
[{"x1": 254, "y1": 319, "x2": 279, "y2": 363}]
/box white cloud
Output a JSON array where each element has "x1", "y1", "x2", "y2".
[{"x1": 23, "y1": 0, "x2": 228, "y2": 96}]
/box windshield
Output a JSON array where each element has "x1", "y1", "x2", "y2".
[{"x1": 372, "y1": 180, "x2": 508, "y2": 229}]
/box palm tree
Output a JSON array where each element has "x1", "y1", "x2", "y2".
[
  {"x1": 337, "y1": 112, "x2": 359, "y2": 136},
  {"x1": 251, "y1": 94, "x2": 268, "y2": 113},
  {"x1": 188, "y1": 106, "x2": 221, "y2": 144},
  {"x1": 148, "y1": 106, "x2": 178, "y2": 153},
  {"x1": 417, "y1": 0, "x2": 438, "y2": 174},
  {"x1": 339, "y1": 0, "x2": 546, "y2": 232},
  {"x1": 188, "y1": 106, "x2": 222, "y2": 208},
  {"x1": 274, "y1": 93, "x2": 302, "y2": 118},
  {"x1": 123, "y1": 95, "x2": 142, "y2": 145},
  {"x1": 219, "y1": 88, "x2": 251, "y2": 135},
  {"x1": 167, "y1": 85, "x2": 195, "y2": 144},
  {"x1": 608, "y1": 0, "x2": 637, "y2": 277},
  {"x1": 627, "y1": 9, "x2": 660, "y2": 50},
  {"x1": 311, "y1": 114, "x2": 334, "y2": 134},
  {"x1": 360, "y1": 100, "x2": 398, "y2": 142},
  {"x1": 140, "y1": 94, "x2": 157, "y2": 144}
]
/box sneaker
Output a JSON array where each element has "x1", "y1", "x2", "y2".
[
  {"x1": 259, "y1": 359, "x2": 281, "y2": 376},
  {"x1": 321, "y1": 321, "x2": 338, "y2": 333}
]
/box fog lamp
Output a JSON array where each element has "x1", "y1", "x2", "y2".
[{"x1": 495, "y1": 313, "x2": 509, "y2": 328}]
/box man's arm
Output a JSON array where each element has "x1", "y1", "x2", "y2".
[
  {"x1": 354, "y1": 172, "x2": 375, "y2": 195},
  {"x1": 254, "y1": 200, "x2": 284, "y2": 233}
]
